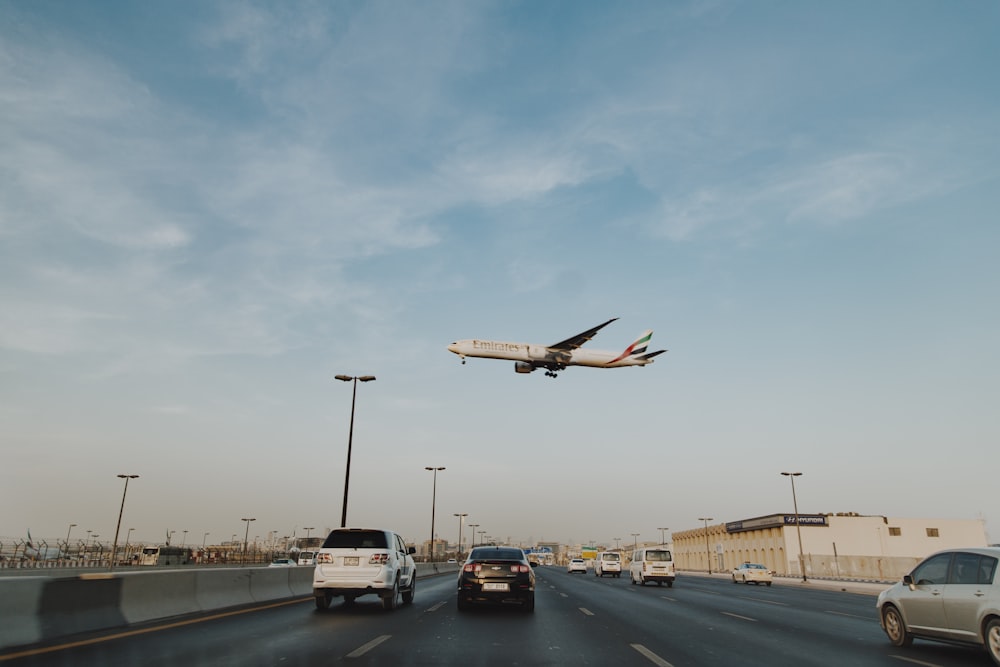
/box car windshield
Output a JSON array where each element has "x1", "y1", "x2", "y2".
[
  {"x1": 645, "y1": 550, "x2": 672, "y2": 562},
  {"x1": 321, "y1": 530, "x2": 388, "y2": 549},
  {"x1": 470, "y1": 547, "x2": 523, "y2": 561}
]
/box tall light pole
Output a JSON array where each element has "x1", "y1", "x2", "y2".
[
  {"x1": 425, "y1": 466, "x2": 445, "y2": 562},
  {"x1": 303, "y1": 527, "x2": 315, "y2": 542},
  {"x1": 335, "y1": 374, "x2": 376, "y2": 527},
  {"x1": 658, "y1": 527, "x2": 669, "y2": 545},
  {"x1": 65, "y1": 523, "x2": 77, "y2": 551},
  {"x1": 468, "y1": 524, "x2": 479, "y2": 548},
  {"x1": 614, "y1": 537, "x2": 621, "y2": 551},
  {"x1": 454, "y1": 513, "x2": 468, "y2": 559},
  {"x1": 241, "y1": 518, "x2": 256, "y2": 565},
  {"x1": 181, "y1": 530, "x2": 188, "y2": 548},
  {"x1": 124, "y1": 528, "x2": 134, "y2": 564},
  {"x1": 631, "y1": 533, "x2": 640, "y2": 550},
  {"x1": 109, "y1": 474, "x2": 139, "y2": 571},
  {"x1": 781, "y1": 471, "x2": 807, "y2": 582},
  {"x1": 698, "y1": 518, "x2": 714, "y2": 574}
]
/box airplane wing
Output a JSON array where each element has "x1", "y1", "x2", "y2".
[{"x1": 549, "y1": 318, "x2": 618, "y2": 351}]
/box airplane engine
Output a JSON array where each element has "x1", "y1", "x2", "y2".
[{"x1": 514, "y1": 362, "x2": 536, "y2": 374}]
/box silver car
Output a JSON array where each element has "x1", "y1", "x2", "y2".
[{"x1": 876, "y1": 546, "x2": 1000, "y2": 665}]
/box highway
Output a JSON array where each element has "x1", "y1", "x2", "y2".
[{"x1": 2, "y1": 569, "x2": 991, "y2": 667}]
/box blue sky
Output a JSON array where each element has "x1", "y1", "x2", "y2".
[{"x1": 2, "y1": 0, "x2": 998, "y2": 551}]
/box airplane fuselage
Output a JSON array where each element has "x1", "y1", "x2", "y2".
[{"x1": 447, "y1": 339, "x2": 653, "y2": 368}]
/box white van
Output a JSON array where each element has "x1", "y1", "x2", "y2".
[
  {"x1": 629, "y1": 547, "x2": 675, "y2": 587},
  {"x1": 594, "y1": 551, "x2": 622, "y2": 578}
]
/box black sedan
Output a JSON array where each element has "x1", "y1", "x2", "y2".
[{"x1": 457, "y1": 546, "x2": 536, "y2": 612}]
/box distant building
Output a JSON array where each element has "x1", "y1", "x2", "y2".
[{"x1": 672, "y1": 513, "x2": 987, "y2": 581}]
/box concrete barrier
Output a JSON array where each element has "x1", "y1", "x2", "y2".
[
  {"x1": 0, "y1": 564, "x2": 460, "y2": 652},
  {"x1": 194, "y1": 568, "x2": 255, "y2": 611},
  {"x1": 120, "y1": 569, "x2": 201, "y2": 625},
  {"x1": 0, "y1": 577, "x2": 46, "y2": 648}
]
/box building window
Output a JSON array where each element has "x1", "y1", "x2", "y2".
[
  {"x1": 926, "y1": 528, "x2": 940, "y2": 537},
  {"x1": 888, "y1": 527, "x2": 901, "y2": 537}
]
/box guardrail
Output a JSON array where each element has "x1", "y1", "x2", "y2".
[{"x1": 0, "y1": 562, "x2": 460, "y2": 652}]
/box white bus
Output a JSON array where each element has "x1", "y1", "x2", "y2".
[{"x1": 139, "y1": 545, "x2": 193, "y2": 566}]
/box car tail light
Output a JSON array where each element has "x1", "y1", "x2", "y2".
[
  {"x1": 317, "y1": 553, "x2": 333, "y2": 563},
  {"x1": 511, "y1": 565, "x2": 529, "y2": 573},
  {"x1": 369, "y1": 553, "x2": 389, "y2": 564},
  {"x1": 463, "y1": 563, "x2": 482, "y2": 573}
]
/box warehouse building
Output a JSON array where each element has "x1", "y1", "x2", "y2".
[{"x1": 672, "y1": 513, "x2": 988, "y2": 581}]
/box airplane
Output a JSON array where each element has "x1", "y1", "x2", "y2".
[
  {"x1": 447, "y1": 318, "x2": 666, "y2": 378},
  {"x1": 23, "y1": 530, "x2": 66, "y2": 560}
]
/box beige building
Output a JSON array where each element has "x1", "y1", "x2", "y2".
[{"x1": 672, "y1": 513, "x2": 988, "y2": 581}]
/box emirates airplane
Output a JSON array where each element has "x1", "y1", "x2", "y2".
[{"x1": 447, "y1": 318, "x2": 666, "y2": 378}]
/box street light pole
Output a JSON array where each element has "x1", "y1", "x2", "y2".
[
  {"x1": 124, "y1": 528, "x2": 134, "y2": 563},
  {"x1": 631, "y1": 533, "x2": 640, "y2": 550},
  {"x1": 425, "y1": 467, "x2": 445, "y2": 562},
  {"x1": 242, "y1": 518, "x2": 256, "y2": 565},
  {"x1": 781, "y1": 471, "x2": 807, "y2": 582},
  {"x1": 109, "y1": 474, "x2": 139, "y2": 571},
  {"x1": 65, "y1": 523, "x2": 77, "y2": 552},
  {"x1": 454, "y1": 513, "x2": 468, "y2": 559},
  {"x1": 698, "y1": 518, "x2": 714, "y2": 574},
  {"x1": 468, "y1": 524, "x2": 479, "y2": 548},
  {"x1": 335, "y1": 374, "x2": 376, "y2": 527},
  {"x1": 614, "y1": 537, "x2": 621, "y2": 551},
  {"x1": 657, "y1": 527, "x2": 669, "y2": 545}
]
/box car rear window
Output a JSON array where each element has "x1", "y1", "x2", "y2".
[
  {"x1": 645, "y1": 550, "x2": 672, "y2": 562},
  {"x1": 602, "y1": 553, "x2": 620, "y2": 561},
  {"x1": 471, "y1": 547, "x2": 523, "y2": 561},
  {"x1": 321, "y1": 530, "x2": 388, "y2": 549}
]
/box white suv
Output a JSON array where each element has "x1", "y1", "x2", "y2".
[
  {"x1": 313, "y1": 528, "x2": 417, "y2": 611},
  {"x1": 595, "y1": 551, "x2": 622, "y2": 578}
]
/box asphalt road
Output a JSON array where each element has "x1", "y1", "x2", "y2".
[{"x1": 2, "y1": 569, "x2": 992, "y2": 666}]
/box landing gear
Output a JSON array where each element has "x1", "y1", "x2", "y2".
[{"x1": 544, "y1": 371, "x2": 559, "y2": 378}]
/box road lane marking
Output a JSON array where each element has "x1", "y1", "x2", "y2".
[
  {"x1": 734, "y1": 595, "x2": 788, "y2": 606},
  {"x1": 825, "y1": 610, "x2": 871, "y2": 620},
  {"x1": 659, "y1": 596, "x2": 677, "y2": 601},
  {"x1": 346, "y1": 634, "x2": 391, "y2": 658},
  {"x1": 889, "y1": 655, "x2": 943, "y2": 666},
  {"x1": 720, "y1": 611, "x2": 757, "y2": 622},
  {"x1": 425, "y1": 601, "x2": 447, "y2": 612},
  {"x1": 0, "y1": 597, "x2": 310, "y2": 662},
  {"x1": 560, "y1": 592, "x2": 569, "y2": 598},
  {"x1": 579, "y1": 608, "x2": 594, "y2": 616},
  {"x1": 631, "y1": 643, "x2": 675, "y2": 667}
]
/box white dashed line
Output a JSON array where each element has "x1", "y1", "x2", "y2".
[
  {"x1": 631, "y1": 643, "x2": 675, "y2": 667},
  {"x1": 425, "y1": 601, "x2": 447, "y2": 612},
  {"x1": 346, "y1": 634, "x2": 391, "y2": 658},
  {"x1": 720, "y1": 611, "x2": 757, "y2": 622},
  {"x1": 579, "y1": 608, "x2": 594, "y2": 616}
]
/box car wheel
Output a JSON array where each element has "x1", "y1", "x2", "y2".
[
  {"x1": 631, "y1": 574, "x2": 637, "y2": 585},
  {"x1": 985, "y1": 617, "x2": 1000, "y2": 666},
  {"x1": 402, "y1": 575, "x2": 415, "y2": 604},
  {"x1": 882, "y1": 605, "x2": 913, "y2": 647},
  {"x1": 765, "y1": 581, "x2": 772, "y2": 587},
  {"x1": 382, "y1": 577, "x2": 399, "y2": 611},
  {"x1": 742, "y1": 576, "x2": 747, "y2": 584},
  {"x1": 314, "y1": 591, "x2": 332, "y2": 610},
  {"x1": 523, "y1": 594, "x2": 535, "y2": 613},
  {"x1": 667, "y1": 580, "x2": 673, "y2": 588},
  {"x1": 732, "y1": 576, "x2": 737, "y2": 584}
]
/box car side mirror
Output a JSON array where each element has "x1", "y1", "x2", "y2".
[
  {"x1": 530, "y1": 561, "x2": 538, "y2": 568},
  {"x1": 902, "y1": 574, "x2": 915, "y2": 589},
  {"x1": 408, "y1": 546, "x2": 416, "y2": 555}
]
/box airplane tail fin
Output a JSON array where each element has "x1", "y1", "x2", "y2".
[
  {"x1": 608, "y1": 330, "x2": 657, "y2": 364},
  {"x1": 637, "y1": 349, "x2": 666, "y2": 361},
  {"x1": 27, "y1": 530, "x2": 34, "y2": 548}
]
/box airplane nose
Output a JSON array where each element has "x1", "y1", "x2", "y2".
[{"x1": 447, "y1": 342, "x2": 458, "y2": 354}]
